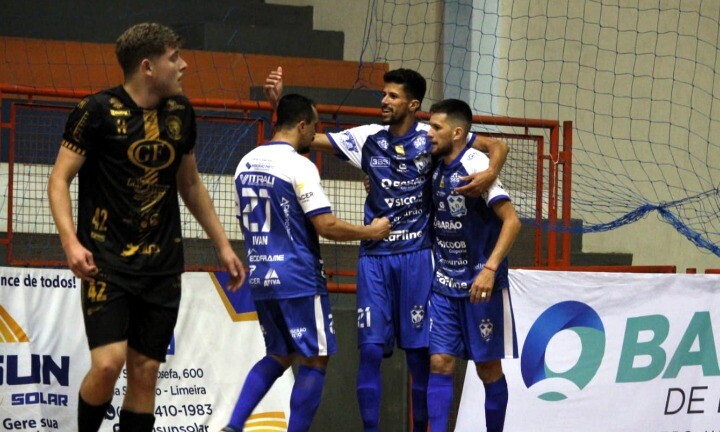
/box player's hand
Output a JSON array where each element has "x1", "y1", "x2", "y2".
[
  {"x1": 218, "y1": 246, "x2": 246, "y2": 292},
  {"x1": 469, "y1": 267, "x2": 495, "y2": 303},
  {"x1": 368, "y1": 217, "x2": 391, "y2": 240},
  {"x1": 454, "y1": 167, "x2": 497, "y2": 197},
  {"x1": 264, "y1": 66, "x2": 283, "y2": 109},
  {"x1": 362, "y1": 175, "x2": 371, "y2": 194},
  {"x1": 64, "y1": 242, "x2": 98, "y2": 282}
]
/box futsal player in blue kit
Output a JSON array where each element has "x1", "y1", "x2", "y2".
[
  {"x1": 264, "y1": 67, "x2": 508, "y2": 431},
  {"x1": 425, "y1": 99, "x2": 521, "y2": 432},
  {"x1": 221, "y1": 94, "x2": 391, "y2": 432}
]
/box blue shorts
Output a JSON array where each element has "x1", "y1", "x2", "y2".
[
  {"x1": 356, "y1": 249, "x2": 432, "y2": 352},
  {"x1": 428, "y1": 288, "x2": 518, "y2": 362},
  {"x1": 255, "y1": 294, "x2": 337, "y2": 358}
]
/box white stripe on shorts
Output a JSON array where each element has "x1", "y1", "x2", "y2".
[
  {"x1": 314, "y1": 295, "x2": 328, "y2": 356},
  {"x1": 501, "y1": 287, "x2": 515, "y2": 358}
]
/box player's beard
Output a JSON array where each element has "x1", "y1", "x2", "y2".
[
  {"x1": 382, "y1": 116, "x2": 401, "y2": 126},
  {"x1": 431, "y1": 141, "x2": 451, "y2": 157},
  {"x1": 381, "y1": 110, "x2": 402, "y2": 126}
]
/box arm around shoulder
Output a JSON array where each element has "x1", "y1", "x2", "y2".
[
  {"x1": 310, "y1": 133, "x2": 336, "y2": 153},
  {"x1": 455, "y1": 135, "x2": 509, "y2": 197}
]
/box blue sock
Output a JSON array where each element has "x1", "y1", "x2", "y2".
[
  {"x1": 405, "y1": 348, "x2": 429, "y2": 432},
  {"x1": 357, "y1": 343, "x2": 383, "y2": 432},
  {"x1": 484, "y1": 375, "x2": 509, "y2": 432},
  {"x1": 287, "y1": 365, "x2": 326, "y2": 432},
  {"x1": 227, "y1": 356, "x2": 285, "y2": 429},
  {"x1": 427, "y1": 373, "x2": 453, "y2": 432}
]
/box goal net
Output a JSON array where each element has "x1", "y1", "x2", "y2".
[{"x1": 354, "y1": 0, "x2": 720, "y2": 257}]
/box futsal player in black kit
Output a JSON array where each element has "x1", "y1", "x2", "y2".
[{"x1": 47, "y1": 23, "x2": 245, "y2": 432}]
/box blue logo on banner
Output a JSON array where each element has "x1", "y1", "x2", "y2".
[
  {"x1": 213, "y1": 271, "x2": 257, "y2": 317},
  {"x1": 166, "y1": 335, "x2": 175, "y2": 355},
  {"x1": 521, "y1": 301, "x2": 605, "y2": 401}
]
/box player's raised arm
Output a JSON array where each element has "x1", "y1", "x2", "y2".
[
  {"x1": 264, "y1": 65, "x2": 336, "y2": 153},
  {"x1": 264, "y1": 66, "x2": 283, "y2": 110},
  {"x1": 454, "y1": 135, "x2": 509, "y2": 197}
]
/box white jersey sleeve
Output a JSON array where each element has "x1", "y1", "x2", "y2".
[
  {"x1": 294, "y1": 156, "x2": 332, "y2": 216},
  {"x1": 326, "y1": 124, "x2": 385, "y2": 169},
  {"x1": 460, "y1": 148, "x2": 510, "y2": 206}
]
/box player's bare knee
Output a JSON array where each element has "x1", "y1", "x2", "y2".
[
  {"x1": 299, "y1": 355, "x2": 329, "y2": 369},
  {"x1": 475, "y1": 360, "x2": 503, "y2": 383},
  {"x1": 89, "y1": 356, "x2": 125, "y2": 384},
  {"x1": 125, "y1": 353, "x2": 161, "y2": 390},
  {"x1": 430, "y1": 353, "x2": 455, "y2": 375},
  {"x1": 270, "y1": 354, "x2": 296, "y2": 370}
]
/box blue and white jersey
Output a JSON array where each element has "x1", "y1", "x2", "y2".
[
  {"x1": 327, "y1": 123, "x2": 437, "y2": 256},
  {"x1": 431, "y1": 147, "x2": 510, "y2": 298},
  {"x1": 234, "y1": 142, "x2": 332, "y2": 300}
]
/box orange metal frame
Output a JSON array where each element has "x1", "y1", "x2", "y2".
[{"x1": 0, "y1": 84, "x2": 573, "y2": 284}]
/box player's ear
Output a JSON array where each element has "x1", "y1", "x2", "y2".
[
  {"x1": 141, "y1": 59, "x2": 153, "y2": 76},
  {"x1": 409, "y1": 99, "x2": 421, "y2": 113},
  {"x1": 452, "y1": 125, "x2": 465, "y2": 141}
]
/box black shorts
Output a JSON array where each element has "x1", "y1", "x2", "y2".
[{"x1": 81, "y1": 269, "x2": 182, "y2": 362}]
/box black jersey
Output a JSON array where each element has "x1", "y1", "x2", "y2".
[{"x1": 61, "y1": 86, "x2": 196, "y2": 275}]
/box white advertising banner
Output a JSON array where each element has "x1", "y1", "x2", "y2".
[
  {"x1": 0, "y1": 267, "x2": 291, "y2": 432},
  {"x1": 456, "y1": 269, "x2": 720, "y2": 432}
]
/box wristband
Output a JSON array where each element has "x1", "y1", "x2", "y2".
[{"x1": 484, "y1": 264, "x2": 497, "y2": 272}]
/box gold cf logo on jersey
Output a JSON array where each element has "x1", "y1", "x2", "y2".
[{"x1": 128, "y1": 139, "x2": 176, "y2": 170}]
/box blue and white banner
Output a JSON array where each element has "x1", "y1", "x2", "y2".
[
  {"x1": 0, "y1": 267, "x2": 291, "y2": 431},
  {"x1": 456, "y1": 269, "x2": 720, "y2": 432}
]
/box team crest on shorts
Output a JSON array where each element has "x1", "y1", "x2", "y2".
[
  {"x1": 410, "y1": 304, "x2": 425, "y2": 328},
  {"x1": 479, "y1": 318, "x2": 494, "y2": 342}
]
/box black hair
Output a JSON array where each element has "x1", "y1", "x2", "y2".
[
  {"x1": 275, "y1": 94, "x2": 316, "y2": 130},
  {"x1": 429, "y1": 98, "x2": 473, "y2": 131},
  {"x1": 383, "y1": 68, "x2": 427, "y2": 104}
]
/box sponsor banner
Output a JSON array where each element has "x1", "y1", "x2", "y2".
[
  {"x1": 0, "y1": 268, "x2": 83, "y2": 431},
  {"x1": 0, "y1": 267, "x2": 291, "y2": 431},
  {"x1": 456, "y1": 270, "x2": 720, "y2": 432}
]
